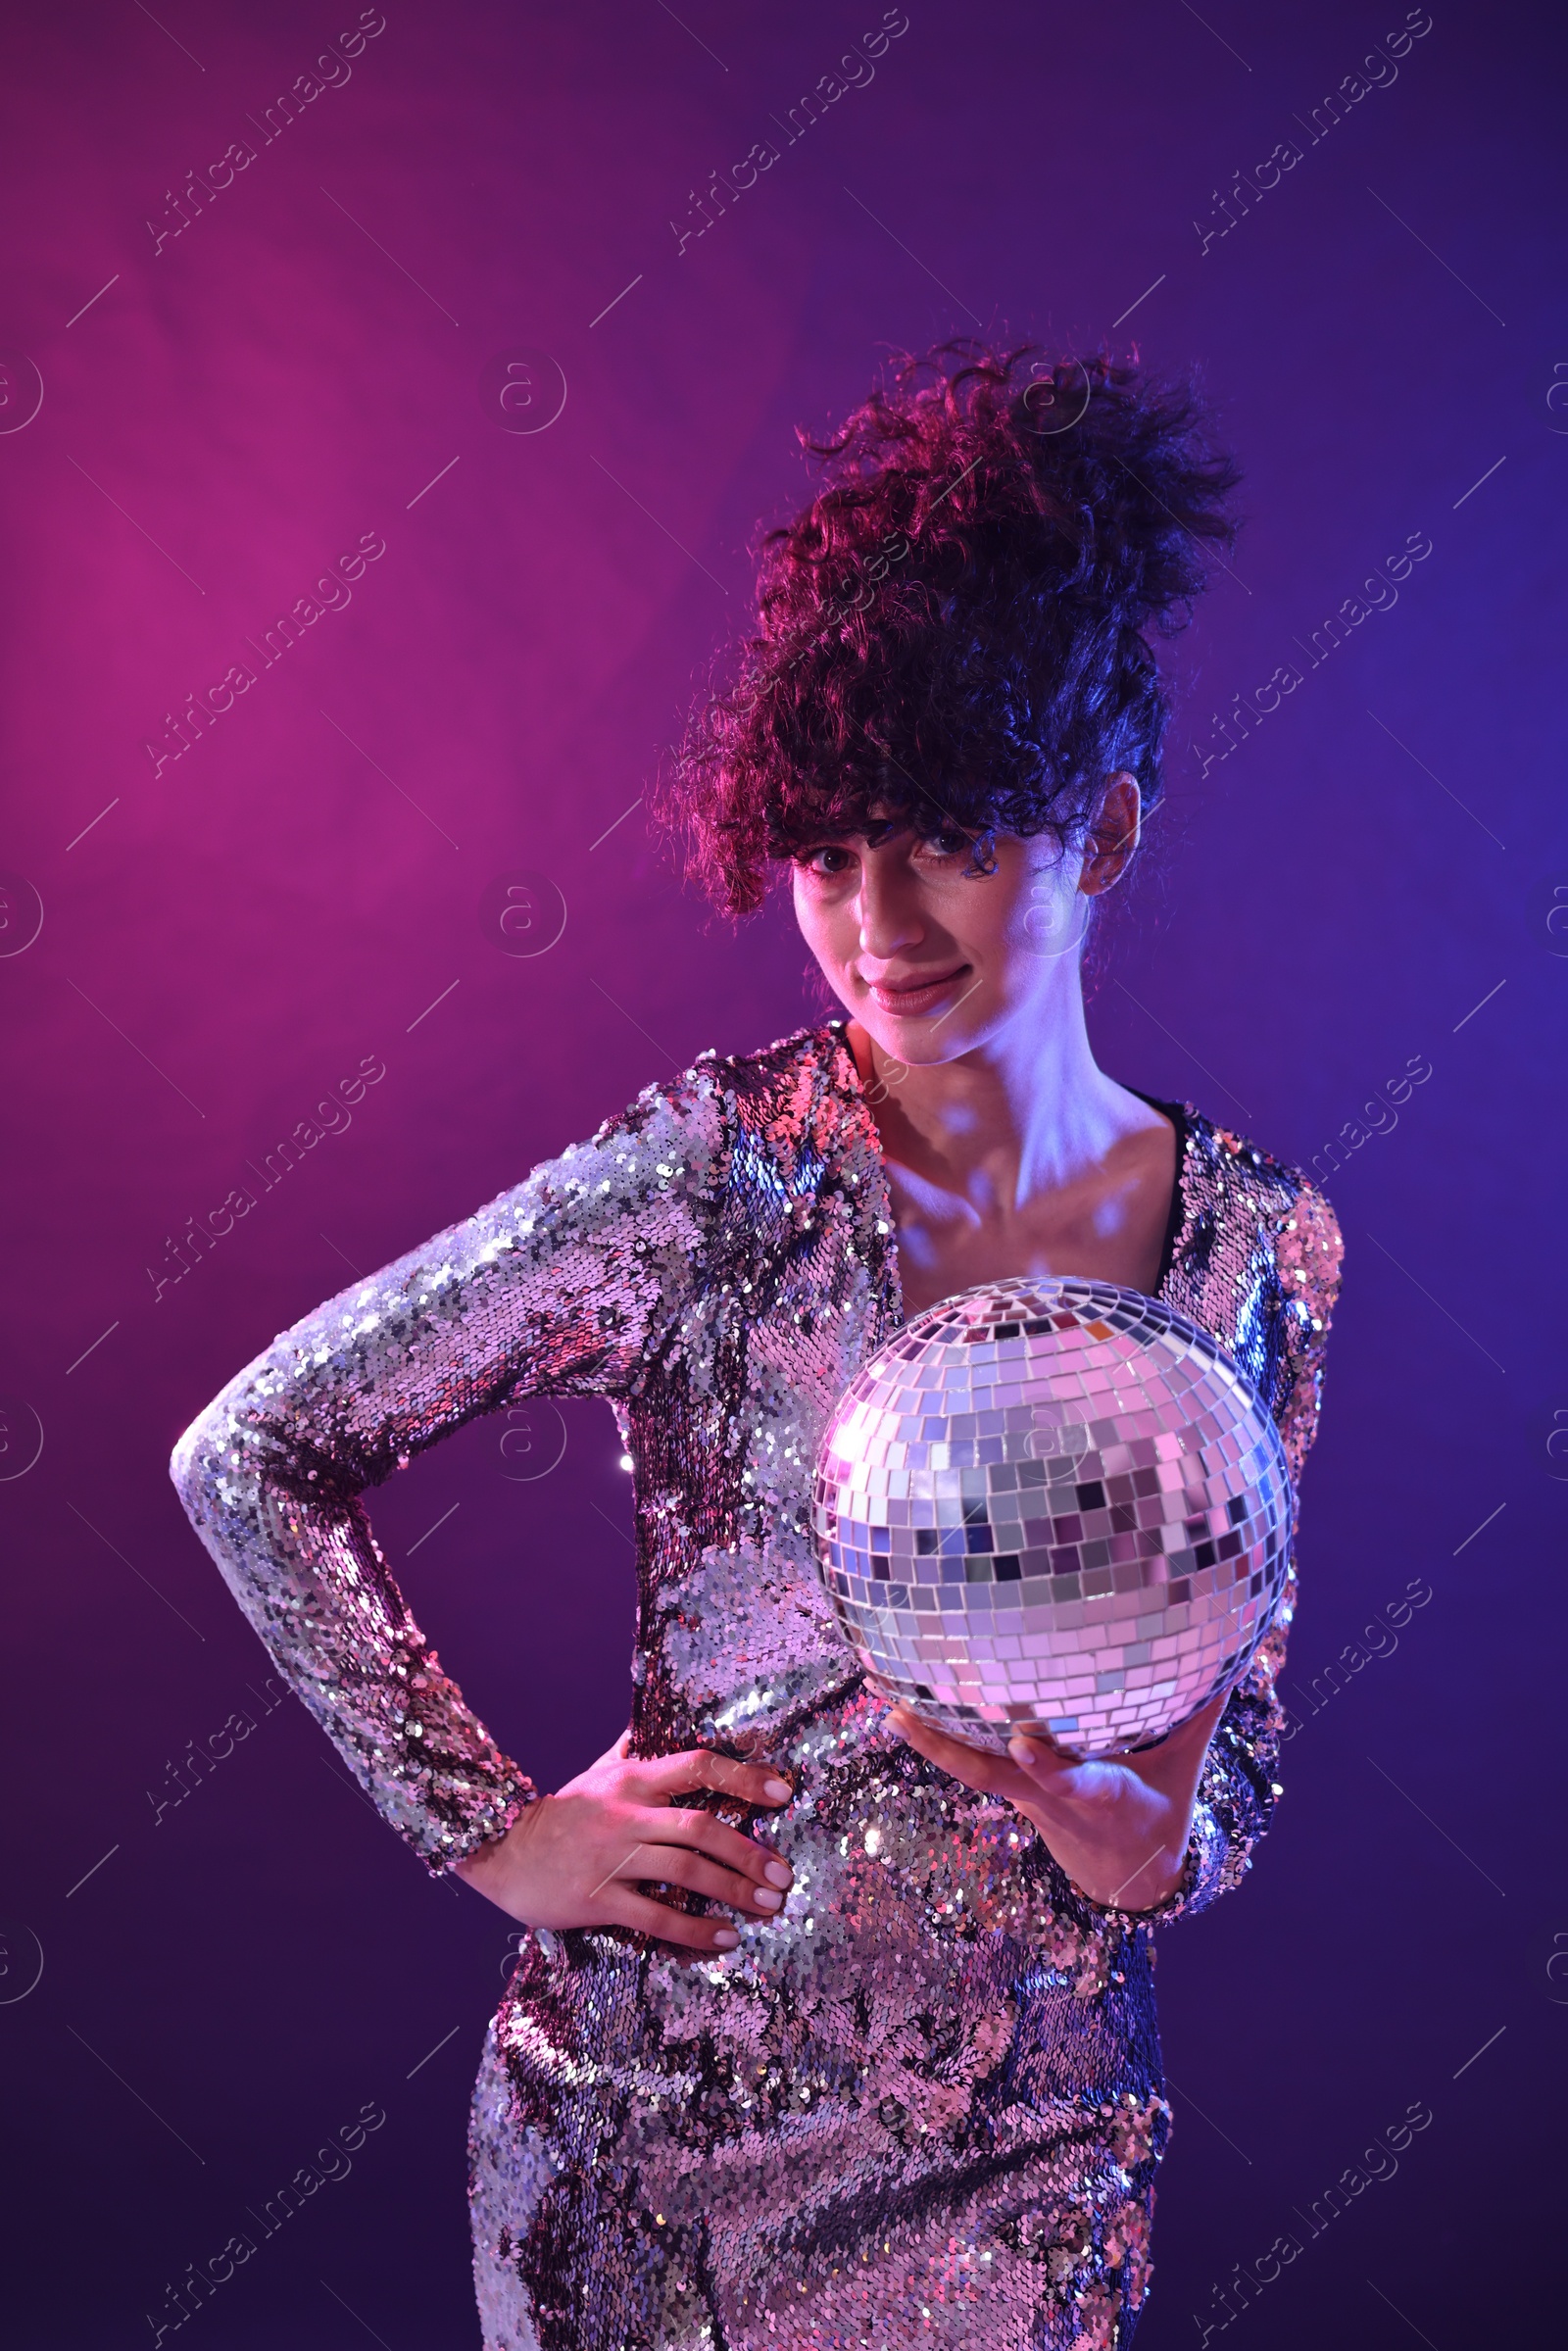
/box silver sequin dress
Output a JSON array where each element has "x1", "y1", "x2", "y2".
[{"x1": 171, "y1": 1019, "x2": 1342, "y2": 2351}]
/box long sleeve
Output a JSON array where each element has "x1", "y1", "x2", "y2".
[
  {"x1": 1160, "y1": 1171, "x2": 1345, "y2": 1921},
  {"x1": 1027, "y1": 1162, "x2": 1346, "y2": 1934},
  {"x1": 170, "y1": 1068, "x2": 724, "y2": 1875}
]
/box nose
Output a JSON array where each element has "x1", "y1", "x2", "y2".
[{"x1": 855, "y1": 850, "x2": 925, "y2": 966}]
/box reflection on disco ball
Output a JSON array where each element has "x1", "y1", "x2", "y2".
[{"x1": 810, "y1": 1277, "x2": 1292, "y2": 1757}]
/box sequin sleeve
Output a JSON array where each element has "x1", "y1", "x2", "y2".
[
  {"x1": 169, "y1": 1068, "x2": 725, "y2": 1876},
  {"x1": 1156, "y1": 1173, "x2": 1345, "y2": 1922}
]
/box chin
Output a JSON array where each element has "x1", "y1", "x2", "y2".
[{"x1": 862, "y1": 1019, "x2": 979, "y2": 1067}]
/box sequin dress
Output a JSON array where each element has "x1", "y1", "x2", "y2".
[{"x1": 171, "y1": 1019, "x2": 1342, "y2": 2351}]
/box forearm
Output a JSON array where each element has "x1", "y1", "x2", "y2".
[
  {"x1": 1007, "y1": 1691, "x2": 1226, "y2": 1914},
  {"x1": 1172, "y1": 1674, "x2": 1286, "y2": 1916},
  {"x1": 171, "y1": 1412, "x2": 535, "y2": 1870},
  {"x1": 169, "y1": 1069, "x2": 721, "y2": 1872},
  {"x1": 1023, "y1": 1792, "x2": 1193, "y2": 1914}
]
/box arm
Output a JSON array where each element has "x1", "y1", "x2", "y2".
[
  {"x1": 890, "y1": 1696, "x2": 1226, "y2": 1915},
  {"x1": 170, "y1": 1069, "x2": 723, "y2": 1876},
  {"x1": 896, "y1": 1175, "x2": 1345, "y2": 1921},
  {"x1": 1162, "y1": 1176, "x2": 1344, "y2": 1915}
]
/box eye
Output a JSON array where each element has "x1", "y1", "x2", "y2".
[
  {"x1": 915, "y1": 825, "x2": 973, "y2": 862},
  {"x1": 795, "y1": 843, "x2": 858, "y2": 879}
]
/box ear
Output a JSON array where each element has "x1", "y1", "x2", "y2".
[{"x1": 1078, "y1": 773, "x2": 1142, "y2": 896}]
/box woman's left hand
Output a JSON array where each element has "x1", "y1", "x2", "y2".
[{"x1": 887, "y1": 1691, "x2": 1230, "y2": 1912}]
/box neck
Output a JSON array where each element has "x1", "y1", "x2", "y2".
[{"x1": 845, "y1": 966, "x2": 1153, "y2": 1207}]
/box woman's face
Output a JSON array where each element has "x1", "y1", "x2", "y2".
[{"x1": 791, "y1": 778, "x2": 1138, "y2": 1069}]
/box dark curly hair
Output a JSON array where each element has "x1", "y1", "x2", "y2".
[{"x1": 656, "y1": 339, "x2": 1241, "y2": 916}]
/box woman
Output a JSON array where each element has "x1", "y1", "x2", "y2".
[{"x1": 172, "y1": 345, "x2": 1342, "y2": 2349}]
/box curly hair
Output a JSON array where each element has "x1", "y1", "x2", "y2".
[{"x1": 656, "y1": 339, "x2": 1242, "y2": 916}]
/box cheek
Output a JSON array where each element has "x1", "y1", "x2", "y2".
[
  {"x1": 1010, "y1": 865, "x2": 1080, "y2": 962},
  {"x1": 791, "y1": 873, "x2": 817, "y2": 946},
  {"x1": 792, "y1": 877, "x2": 846, "y2": 965}
]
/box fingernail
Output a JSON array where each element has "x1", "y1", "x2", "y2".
[
  {"x1": 762, "y1": 1778, "x2": 792, "y2": 1801},
  {"x1": 753, "y1": 1887, "x2": 783, "y2": 1910},
  {"x1": 763, "y1": 1860, "x2": 792, "y2": 1887},
  {"x1": 1008, "y1": 1737, "x2": 1035, "y2": 1762},
  {"x1": 712, "y1": 1928, "x2": 739, "y2": 1947}
]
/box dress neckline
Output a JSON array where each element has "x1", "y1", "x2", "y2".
[{"x1": 817, "y1": 1019, "x2": 1192, "y2": 1315}]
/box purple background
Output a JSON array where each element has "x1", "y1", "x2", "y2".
[{"x1": 3, "y1": 2, "x2": 1565, "y2": 2343}]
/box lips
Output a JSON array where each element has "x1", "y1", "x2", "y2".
[{"x1": 864, "y1": 963, "x2": 970, "y2": 1015}]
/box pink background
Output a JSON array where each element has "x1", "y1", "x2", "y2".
[{"x1": 1, "y1": 3, "x2": 1564, "y2": 2343}]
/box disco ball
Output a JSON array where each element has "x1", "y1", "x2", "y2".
[{"x1": 810, "y1": 1277, "x2": 1292, "y2": 1757}]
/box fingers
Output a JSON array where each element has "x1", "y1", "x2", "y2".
[
  {"x1": 891, "y1": 1706, "x2": 1087, "y2": 1806},
  {"x1": 600, "y1": 1886, "x2": 743, "y2": 1952},
  {"x1": 625, "y1": 1803, "x2": 794, "y2": 1895},
  {"x1": 1004, "y1": 1732, "x2": 1084, "y2": 1788},
  {"x1": 633, "y1": 1746, "x2": 794, "y2": 1810},
  {"x1": 609, "y1": 1839, "x2": 786, "y2": 1919},
  {"x1": 888, "y1": 1707, "x2": 1019, "y2": 1797},
  {"x1": 1117, "y1": 1691, "x2": 1229, "y2": 1794}
]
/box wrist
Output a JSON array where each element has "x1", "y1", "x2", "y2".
[
  {"x1": 1015, "y1": 1799, "x2": 1189, "y2": 1913},
  {"x1": 454, "y1": 1800, "x2": 537, "y2": 1896},
  {"x1": 453, "y1": 1841, "x2": 505, "y2": 1893},
  {"x1": 1100, "y1": 1842, "x2": 1189, "y2": 1914}
]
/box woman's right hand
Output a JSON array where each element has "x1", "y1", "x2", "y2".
[{"x1": 452, "y1": 1731, "x2": 795, "y2": 1952}]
